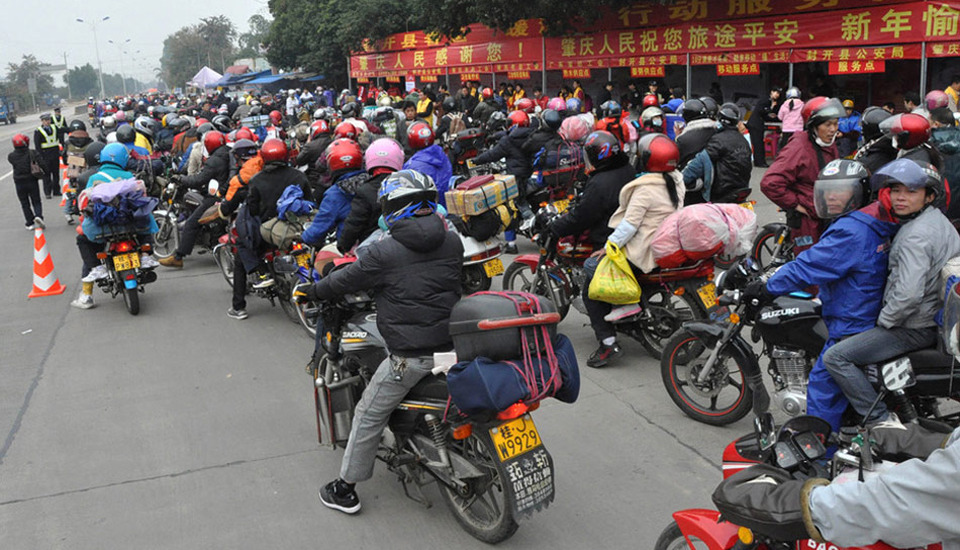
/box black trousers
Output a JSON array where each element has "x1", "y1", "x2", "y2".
[
  {"x1": 748, "y1": 125, "x2": 767, "y2": 165},
  {"x1": 76, "y1": 234, "x2": 105, "y2": 278},
  {"x1": 176, "y1": 195, "x2": 218, "y2": 258},
  {"x1": 14, "y1": 179, "x2": 42, "y2": 224},
  {"x1": 39, "y1": 150, "x2": 61, "y2": 197}
]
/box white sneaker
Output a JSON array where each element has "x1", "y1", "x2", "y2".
[
  {"x1": 70, "y1": 294, "x2": 95, "y2": 309},
  {"x1": 33, "y1": 216, "x2": 45, "y2": 229},
  {"x1": 82, "y1": 265, "x2": 109, "y2": 283},
  {"x1": 252, "y1": 276, "x2": 275, "y2": 289},
  {"x1": 604, "y1": 304, "x2": 643, "y2": 322},
  {"x1": 140, "y1": 254, "x2": 160, "y2": 269},
  {"x1": 65, "y1": 214, "x2": 75, "y2": 225},
  {"x1": 25, "y1": 223, "x2": 35, "y2": 231}
]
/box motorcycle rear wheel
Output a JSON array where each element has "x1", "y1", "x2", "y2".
[
  {"x1": 293, "y1": 284, "x2": 319, "y2": 337},
  {"x1": 660, "y1": 329, "x2": 753, "y2": 426},
  {"x1": 122, "y1": 285, "x2": 140, "y2": 316},
  {"x1": 654, "y1": 521, "x2": 712, "y2": 550},
  {"x1": 276, "y1": 277, "x2": 301, "y2": 323},
  {"x1": 153, "y1": 213, "x2": 179, "y2": 259},
  {"x1": 637, "y1": 289, "x2": 700, "y2": 360},
  {"x1": 439, "y1": 432, "x2": 519, "y2": 544},
  {"x1": 461, "y1": 264, "x2": 492, "y2": 295},
  {"x1": 503, "y1": 261, "x2": 571, "y2": 320}
]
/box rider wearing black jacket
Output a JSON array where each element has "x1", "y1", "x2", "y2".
[
  {"x1": 548, "y1": 153, "x2": 635, "y2": 248},
  {"x1": 705, "y1": 106, "x2": 752, "y2": 203}
]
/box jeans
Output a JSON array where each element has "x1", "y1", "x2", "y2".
[
  {"x1": 14, "y1": 180, "x2": 42, "y2": 224},
  {"x1": 582, "y1": 255, "x2": 615, "y2": 341},
  {"x1": 822, "y1": 326, "x2": 937, "y2": 422},
  {"x1": 340, "y1": 354, "x2": 434, "y2": 484},
  {"x1": 176, "y1": 195, "x2": 218, "y2": 258},
  {"x1": 232, "y1": 252, "x2": 248, "y2": 311}
]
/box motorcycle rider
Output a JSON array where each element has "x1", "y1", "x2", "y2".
[
  {"x1": 472, "y1": 88, "x2": 499, "y2": 126},
  {"x1": 748, "y1": 159, "x2": 899, "y2": 431},
  {"x1": 300, "y1": 139, "x2": 368, "y2": 248},
  {"x1": 220, "y1": 139, "x2": 263, "y2": 210},
  {"x1": 402, "y1": 122, "x2": 454, "y2": 206},
  {"x1": 821, "y1": 159, "x2": 960, "y2": 425},
  {"x1": 595, "y1": 101, "x2": 631, "y2": 146},
  {"x1": 34, "y1": 113, "x2": 62, "y2": 199},
  {"x1": 761, "y1": 97, "x2": 843, "y2": 254},
  {"x1": 886, "y1": 112, "x2": 943, "y2": 170},
  {"x1": 294, "y1": 170, "x2": 463, "y2": 514},
  {"x1": 295, "y1": 120, "x2": 334, "y2": 197},
  {"x1": 930, "y1": 106, "x2": 960, "y2": 220},
  {"x1": 338, "y1": 138, "x2": 404, "y2": 253},
  {"x1": 7, "y1": 134, "x2": 44, "y2": 230},
  {"x1": 853, "y1": 106, "x2": 896, "y2": 175},
  {"x1": 702, "y1": 103, "x2": 752, "y2": 203}
]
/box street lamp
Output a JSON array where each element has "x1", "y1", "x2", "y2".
[
  {"x1": 108, "y1": 38, "x2": 131, "y2": 96},
  {"x1": 76, "y1": 16, "x2": 109, "y2": 99}
]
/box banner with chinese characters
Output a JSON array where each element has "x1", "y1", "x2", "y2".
[
  {"x1": 927, "y1": 41, "x2": 960, "y2": 57},
  {"x1": 829, "y1": 59, "x2": 886, "y2": 74},
  {"x1": 631, "y1": 66, "x2": 666, "y2": 78},
  {"x1": 562, "y1": 69, "x2": 592, "y2": 79},
  {"x1": 691, "y1": 50, "x2": 790, "y2": 65},
  {"x1": 507, "y1": 71, "x2": 531, "y2": 79},
  {"x1": 420, "y1": 75, "x2": 438, "y2": 82},
  {"x1": 356, "y1": 77, "x2": 370, "y2": 84},
  {"x1": 458, "y1": 73, "x2": 480, "y2": 82},
  {"x1": 791, "y1": 44, "x2": 922, "y2": 62},
  {"x1": 385, "y1": 76, "x2": 401, "y2": 83},
  {"x1": 717, "y1": 63, "x2": 761, "y2": 76}
]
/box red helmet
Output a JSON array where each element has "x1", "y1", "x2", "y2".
[
  {"x1": 481, "y1": 87, "x2": 494, "y2": 100},
  {"x1": 12, "y1": 134, "x2": 29, "y2": 148},
  {"x1": 636, "y1": 133, "x2": 679, "y2": 173},
  {"x1": 203, "y1": 130, "x2": 227, "y2": 154},
  {"x1": 235, "y1": 127, "x2": 256, "y2": 142},
  {"x1": 515, "y1": 98, "x2": 535, "y2": 113},
  {"x1": 334, "y1": 122, "x2": 359, "y2": 140},
  {"x1": 884, "y1": 112, "x2": 931, "y2": 150},
  {"x1": 269, "y1": 110, "x2": 282, "y2": 125},
  {"x1": 195, "y1": 117, "x2": 209, "y2": 126},
  {"x1": 642, "y1": 94, "x2": 660, "y2": 109},
  {"x1": 326, "y1": 138, "x2": 363, "y2": 172},
  {"x1": 310, "y1": 120, "x2": 331, "y2": 140},
  {"x1": 507, "y1": 110, "x2": 530, "y2": 128},
  {"x1": 801, "y1": 96, "x2": 845, "y2": 129},
  {"x1": 260, "y1": 138, "x2": 288, "y2": 164},
  {"x1": 406, "y1": 122, "x2": 435, "y2": 149}
]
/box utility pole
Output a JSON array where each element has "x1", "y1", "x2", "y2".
[
  {"x1": 76, "y1": 16, "x2": 110, "y2": 98},
  {"x1": 64, "y1": 52, "x2": 72, "y2": 100}
]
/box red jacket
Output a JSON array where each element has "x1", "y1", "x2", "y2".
[{"x1": 760, "y1": 131, "x2": 838, "y2": 251}]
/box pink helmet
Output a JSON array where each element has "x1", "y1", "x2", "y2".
[
  {"x1": 115, "y1": 110, "x2": 126, "y2": 122},
  {"x1": 925, "y1": 90, "x2": 950, "y2": 111},
  {"x1": 364, "y1": 137, "x2": 404, "y2": 172},
  {"x1": 546, "y1": 97, "x2": 567, "y2": 111},
  {"x1": 558, "y1": 116, "x2": 591, "y2": 141}
]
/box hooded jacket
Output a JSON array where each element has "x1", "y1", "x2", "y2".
[
  {"x1": 63, "y1": 131, "x2": 93, "y2": 163},
  {"x1": 549, "y1": 156, "x2": 634, "y2": 247},
  {"x1": 246, "y1": 163, "x2": 311, "y2": 221},
  {"x1": 337, "y1": 172, "x2": 390, "y2": 253},
  {"x1": 676, "y1": 118, "x2": 717, "y2": 168},
  {"x1": 778, "y1": 98, "x2": 804, "y2": 132},
  {"x1": 301, "y1": 170, "x2": 367, "y2": 245},
  {"x1": 7, "y1": 148, "x2": 39, "y2": 184},
  {"x1": 312, "y1": 213, "x2": 464, "y2": 356},
  {"x1": 607, "y1": 170, "x2": 686, "y2": 273},
  {"x1": 403, "y1": 144, "x2": 454, "y2": 203},
  {"x1": 473, "y1": 126, "x2": 533, "y2": 181},
  {"x1": 705, "y1": 125, "x2": 753, "y2": 203}
]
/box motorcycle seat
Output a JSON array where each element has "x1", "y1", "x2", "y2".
[
  {"x1": 637, "y1": 260, "x2": 714, "y2": 284},
  {"x1": 405, "y1": 375, "x2": 449, "y2": 401},
  {"x1": 905, "y1": 347, "x2": 956, "y2": 373}
]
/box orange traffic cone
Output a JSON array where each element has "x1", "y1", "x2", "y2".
[
  {"x1": 28, "y1": 227, "x2": 66, "y2": 298},
  {"x1": 59, "y1": 179, "x2": 69, "y2": 207}
]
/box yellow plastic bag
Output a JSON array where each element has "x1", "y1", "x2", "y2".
[{"x1": 588, "y1": 242, "x2": 642, "y2": 305}]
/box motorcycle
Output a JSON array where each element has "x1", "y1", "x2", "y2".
[
  {"x1": 310, "y1": 288, "x2": 557, "y2": 544},
  {"x1": 152, "y1": 178, "x2": 227, "y2": 260},
  {"x1": 456, "y1": 224, "x2": 505, "y2": 294},
  {"x1": 660, "y1": 258, "x2": 960, "y2": 426},
  {"x1": 504, "y1": 203, "x2": 720, "y2": 359},
  {"x1": 750, "y1": 222, "x2": 794, "y2": 273},
  {"x1": 93, "y1": 229, "x2": 158, "y2": 315}
]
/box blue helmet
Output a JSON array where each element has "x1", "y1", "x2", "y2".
[
  {"x1": 565, "y1": 98, "x2": 582, "y2": 112},
  {"x1": 100, "y1": 142, "x2": 129, "y2": 168}
]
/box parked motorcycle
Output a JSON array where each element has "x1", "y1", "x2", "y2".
[
  {"x1": 750, "y1": 222, "x2": 794, "y2": 273},
  {"x1": 153, "y1": 178, "x2": 226, "y2": 260},
  {"x1": 93, "y1": 229, "x2": 158, "y2": 315}
]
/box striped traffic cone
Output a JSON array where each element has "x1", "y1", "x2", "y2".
[
  {"x1": 59, "y1": 179, "x2": 69, "y2": 207},
  {"x1": 28, "y1": 227, "x2": 66, "y2": 298}
]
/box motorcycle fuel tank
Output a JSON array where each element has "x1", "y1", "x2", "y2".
[{"x1": 755, "y1": 295, "x2": 827, "y2": 356}]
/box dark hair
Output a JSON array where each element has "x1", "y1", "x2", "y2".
[
  {"x1": 952, "y1": 75, "x2": 960, "y2": 85},
  {"x1": 931, "y1": 107, "x2": 955, "y2": 125},
  {"x1": 401, "y1": 100, "x2": 417, "y2": 111},
  {"x1": 904, "y1": 91, "x2": 921, "y2": 106},
  {"x1": 664, "y1": 172, "x2": 681, "y2": 209},
  {"x1": 533, "y1": 86, "x2": 542, "y2": 93},
  {"x1": 883, "y1": 101, "x2": 896, "y2": 110}
]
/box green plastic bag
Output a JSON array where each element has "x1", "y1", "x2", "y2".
[{"x1": 588, "y1": 242, "x2": 642, "y2": 305}]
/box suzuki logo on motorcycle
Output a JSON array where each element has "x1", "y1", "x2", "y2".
[
  {"x1": 342, "y1": 331, "x2": 368, "y2": 339},
  {"x1": 804, "y1": 540, "x2": 840, "y2": 550},
  {"x1": 760, "y1": 307, "x2": 799, "y2": 320}
]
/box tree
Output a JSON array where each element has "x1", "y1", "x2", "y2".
[
  {"x1": 159, "y1": 14, "x2": 239, "y2": 89},
  {"x1": 237, "y1": 14, "x2": 272, "y2": 59},
  {"x1": 199, "y1": 15, "x2": 238, "y2": 71},
  {"x1": 64, "y1": 63, "x2": 100, "y2": 98},
  {"x1": 4, "y1": 55, "x2": 56, "y2": 112}
]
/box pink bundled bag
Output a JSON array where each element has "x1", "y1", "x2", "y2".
[{"x1": 651, "y1": 203, "x2": 758, "y2": 268}]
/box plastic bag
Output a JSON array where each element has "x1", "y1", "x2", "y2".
[{"x1": 588, "y1": 242, "x2": 641, "y2": 305}]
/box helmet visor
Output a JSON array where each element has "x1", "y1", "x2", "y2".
[
  {"x1": 813, "y1": 177, "x2": 863, "y2": 219},
  {"x1": 870, "y1": 158, "x2": 927, "y2": 191}
]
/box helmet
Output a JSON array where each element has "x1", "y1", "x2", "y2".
[
  {"x1": 378, "y1": 169, "x2": 438, "y2": 227},
  {"x1": 481, "y1": 87, "x2": 494, "y2": 100},
  {"x1": 83, "y1": 141, "x2": 105, "y2": 165},
  {"x1": 341, "y1": 102, "x2": 360, "y2": 119},
  {"x1": 717, "y1": 102, "x2": 741, "y2": 127},
  {"x1": 197, "y1": 122, "x2": 214, "y2": 136},
  {"x1": 377, "y1": 93, "x2": 392, "y2": 107},
  {"x1": 203, "y1": 130, "x2": 227, "y2": 154},
  {"x1": 69, "y1": 120, "x2": 87, "y2": 133},
  {"x1": 636, "y1": 133, "x2": 680, "y2": 173},
  {"x1": 565, "y1": 97, "x2": 582, "y2": 113},
  {"x1": 100, "y1": 143, "x2": 129, "y2": 168},
  {"x1": 487, "y1": 110, "x2": 507, "y2": 132},
  {"x1": 541, "y1": 109, "x2": 563, "y2": 131},
  {"x1": 134, "y1": 116, "x2": 154, "y2": 137},
  {"x1": 101, "y1": 115, "x2": 117, "y2": 130},
  {"x1": 260, "y1": 138, "x2": 288, "y2": 164},
  {"x1": 881, "y1": 113, "x2": 931, "y2": 150},
  {"x1": 698, "y1": 97, "x2": 719, "y2": 119},
  {"x1": 785, "y1": 86, "x2": 801, "y2": 99},
  {"x1": 600, "y1": 100, "x2": 622, "y2": 119},
  {"x1": 364, "y1": 138, "x2": 404, "y2": 172},
  {"x1": 115, "y1": 110, "x2": 126, "y2": 122},
  {"x1": 269, "y1": 110, "x2": 282, "y2": 125},
  {"x1": 546, "y1": 97, "x2": 567, "y2": 111},
  {"x1": 326, "y1": 138, "x2": 363, "y2": 172},
  {"x1": 406, "y1": 122, "x2": 435, "y2": 149},
  {"x1": 211, "y1": 114, "x2": 233, "y2": 133},
  {"x1": 583, "y1": 131, "x2": 622, "y2": 172},
  {"x1": 860, "y1": 106, "x2": 892, "y2": 141},
  {"x1": 116, "y1": 125, "x2": 136, "y2": 144},
  {"x1": 802, "y1": 97, "x2": 844, "y2": 129},
  {"x1": 507, "y1": 110, "x2": 530, "y2": 128},
  {"x1": 310, "y1": 120, "x2": 331, "y2": 140},
  {"x1": 813, "y1": 159, "x2": 869, "y2": 219},
  {"x1": 872, "y1": 159, "x2": 945, "y2": 211},
  {"x1": 235, "y1": 127, "x2": 256, "y2": 142},
  {"x1": 680, "y1": 98, "x2": 708, "y2": 122},
  {"x1": 842, "y1": 99, "x2": 855, "y2": 109},
  {"x1": 195, "y1": 117, "x2": 209, "y2": 126},
  {"x1": 641, "y1": 106, "x2": 665, "y2": 130},
  {"x1": 442, "y1": 96, "x2": 457, "y2": 112},
  {"x1": 334, "y1": 121, "x2": 359, "y2": 141},
  {"x1": 232, "y1": 139, "x2": 258, "y2": 160},
  {"x1": 642, "y1": 94, "x2": 660, "y2": 109},
  {"x1": 12, "y1": 133, "x2": 29, "y2": 148},
  {"x1": 559, "y1": 116, "x2": 591, "y2": 141},
  {"x1": 515, "y1": 98, "x2": 535, "y2": 113},
  {"x1": 312, "y1": 108, "x2": 326, "y2": 120},
  {"x1": 925, "y1": 90, "x2": 950, "y2": 111}
]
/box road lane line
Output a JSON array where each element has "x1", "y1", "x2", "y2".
[{"x1": 0, "y1": 171, "x2": 11, "y2": 181}]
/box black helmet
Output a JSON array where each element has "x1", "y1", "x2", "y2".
[
  {"x1": 698, "y1": 96, "x2": 719, "y2": 119},
  {"x1": 442, "y1": 96, "x2": 457, "y2": 112},
  {"x1": 116, "y1": 124, "x2": 136, "y2": 144},
  {"x1": 600, "y1": 100, "x2": 622, "y2": 119},
  {"x1": 813, "y1": 159, "x2": 869, "y2": 219},
  {"x1": 377, "y1": 169, "x2": 438, "y2": 228},
  {"x1": 211, "y1": 114, "x2": 233, "y2": 133},
  {"x1": 83, "y1": 141, "x2": 105, "y2": 166},
  {"x1": 341, "y1": 101, "x2": 360, "y2": 119},
  {"x1": 197, "y1": 122, "x2": 214, "y2": 136},
  {"x1": 69, "y1": 119, "x2": 87, "y2": 133},
  {"x1": 583, "y1": 130, "x2": 623, "y2": 172},
  {"x1": 541, "y1": 109, "x2": 562, "y2": 131},
  {"x1": 680, "y1": 99, "x2": 708, "y2": 122},
  {"x1": 232, "y1": 139, "x2": 258, "y2": 160},
  {"x1": 717, "y1": 103, "x2": 741, "y2": 127},
  {"x1": 861, "y1": 106, "x2": 893, "y2": 142}
]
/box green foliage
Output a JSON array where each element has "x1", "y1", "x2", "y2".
[
  {"x1": 237, "y1": 14, "x2": 272, "y2": 59},
  {"x1": 160, "y1": 14, "x2": 238, "y2": 89},
  {"x1": 3, "y1": 55, "x2": 55, "y2": 111},
  {"x1": 65, "y1": 63, "x2": 100, "y2": 97}
]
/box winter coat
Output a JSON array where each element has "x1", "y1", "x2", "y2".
[
  {"x1": 338, "y1": 172, "x2": 389, "y2": 253},
  {"x1": 403, "y1": 144, "x2": 454, "y2": 203},
  {"x1": 676, "y1": 118, "x2": 717, "y2": 168},
  {"x1": 879, "y1": 206, "x2": 960, "y2": 329},
  {"x1": 607, "y1": 170, "x2": 685, "y2": 273},
  {"x1": 549, "y1": 157, "x2": 635, "y2": 247},
  {"x1": 181, "y1": 145, "x2": 230, "y2": 195},
  {"x1": 932, "y1": 126, "x2": 960, "y2": 219},
  {"x1": 854, "y1": 138, "x2": 897, "y2": 175},
  {"x1": 705, "y1": 126, "x2": 752, "y2": 203},
  {"x1": 838, "y1": 110, "x2": 862, "y2": 135},
  {"x1": 7, "y1": 148, "x2": 39, "y2": 185},
  {"x1": 225, "y1": 155, "x2": 264, "y2": 202},
  {"x1": 62, "y1": 131, "x2": 93, "y2": 163},
  {"x1": 311, "y1": 213, "x2": 464, "y2": 356},
  {"x1": 778, "y1": 98, "x2": 804, "y2": 132},
  {"x1": 473, "y1": 126, "x2": 533, "y2": 181},
  {"x1": 246, "y1": 164, "x2": 311, "y2": 221},
  {"x1": 760, "y1": 131, "x2": 838, "y2": 251},
  {"x1": 87, "y1": 163, "x2": 134, "y2": 188},
  {"x1": 521, "y1": 127, "x2": 561, "y2": 158},
  {"x1": 681, "y1": 149, "x2": 714, "y2": 203},
  {"x1": 301, "y1": 171, "x2": 366, "y2": 245},
  {"x1": 746, "y1": 98, "x2": 776, "y2": 130},
  {"x1": 472, "y1": 99, "x2": 499, "y2": 126},
  {"x1": 296, "y1": 135, "x2": 332, "y2": 188},
  {"x1": 766, "y1": 202, "x2": 899, "y2": 339}
]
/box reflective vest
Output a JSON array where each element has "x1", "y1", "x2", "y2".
[
  {"x1": 51, "y1": 114, "x2": 67, "y2": 131},
  {"x1": 37, "y1": 125, "x2": 58, "y2": 149}
]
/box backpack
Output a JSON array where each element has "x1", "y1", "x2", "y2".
[
  {"x1": 444, "y1": 113, "x2": 467, "y2": 143},
  {"x1": 532, "y1": 138, "x2": 585, "y2": 189}
]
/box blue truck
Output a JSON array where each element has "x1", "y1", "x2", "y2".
[{"x1": 0, "y1": 97, "x2": 16, "y2": 124}]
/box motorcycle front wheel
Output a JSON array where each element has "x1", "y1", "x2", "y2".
[
  {"x1": 292, "y1": 284, "x2": 319, "y2": 337},
  {"x1": 153, "y1": 213, "x2": 179, "y2": 259},
  {"x1": 213, "y1": 244, "x2": 234, "y2": 287},
  {"x1": 660, "y1": 329, "x2": 753, "y2": 426},
  {"x1": 751, "y1": 223, "x2": 793, "y2": 272},
  {"x1": 502, "y1": 261, "x2": 571, "y2": 320},
  {"x1": 637, "y1": 289, "x2": 700, "y2": 360},
  {"x1": 654, "y1": 521, "x2": 712, "y2": 550},
  {"x1": 440, "y1": 432, "x2": 519, "y2": 544},
  {"x1": 276, "y1": 277, "x2": 301, "y2": 323}
]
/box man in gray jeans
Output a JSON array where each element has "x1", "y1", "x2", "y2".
[{"x1": 823, "y1": 159, "x2": 960, "y2": 424}]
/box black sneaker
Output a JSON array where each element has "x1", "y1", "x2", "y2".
[
  {"x1": 319, "y1": 479, "x2": 361, "y2": 514},
  {"x1": 504, "y1": 242, "x2": 518, "y2": 254},
  {"x1": 587, "y1": 342, "x2": 622, "y2": 368}
]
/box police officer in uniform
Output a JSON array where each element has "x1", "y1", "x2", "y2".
[
  {"x1": 51, "y1": 106, "x2": 68, "y2": 143},
  {"x1": 34, "y1": 113, "x2": 61, "y2": 198}
]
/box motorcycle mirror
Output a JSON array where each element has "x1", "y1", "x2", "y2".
[
  {"x1": 880, "y1": 357, "x2": 916, "y2": 392},
  {"x1": 753, "y1": 412, "x2": 777, "y2": 452},
  {"x1": 207, "y1": 179, "x2": 219, "y2": 196}
]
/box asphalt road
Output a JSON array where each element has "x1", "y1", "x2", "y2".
[{"x1": 0, "y1": 122, "x2": 784, "y2": 549}]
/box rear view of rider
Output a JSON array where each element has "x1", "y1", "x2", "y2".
[
  {"x1": 301, "y1": 139, "x2": 368, "y2": 247},
  {"x1": 294, "y1": 170, "x2": 463, "y2": 514},
  {"x1": 338, "y1": 138, "x2": 404, "y2": 253},
  {"x1": 403, "y1": 122, "x2": 454, "y2": 205},
  {"x1": 704, "y1": 103, "x2": 752, "y2": 203}
]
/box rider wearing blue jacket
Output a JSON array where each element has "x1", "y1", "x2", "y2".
[
  {"x1": 301, "y1": 139, "x2": 367, "y2": 246},
  {"x1": 755, "y1": 160, "x2": 899, "y2": 431},
  {"x1": 402, "y1": 122, "x2": 452, "y2": 206}
]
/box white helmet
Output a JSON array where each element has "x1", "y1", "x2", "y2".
[{"x1": 786, "y1": 87, "x2": 801, "y2": 99}]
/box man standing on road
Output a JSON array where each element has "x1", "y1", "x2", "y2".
[
  {"x1": 51, "y1": 106, "x2": 68, "y2": 144},
  {"x1": 34, "y1": 113, "x2": 62, "y2": 199}
]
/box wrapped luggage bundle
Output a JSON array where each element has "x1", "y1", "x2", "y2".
[{"x1": 651, "y1": 203, "x2": 758, "y2": 268}]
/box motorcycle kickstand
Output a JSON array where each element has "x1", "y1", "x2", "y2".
[{"x1": 398, "y1": 468, "x2": 433, "y2": 508}]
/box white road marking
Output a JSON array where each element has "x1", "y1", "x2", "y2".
[{"x1": 0, "y1": 171, "x2": 12, "y2": 181}]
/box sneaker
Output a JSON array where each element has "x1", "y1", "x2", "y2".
[
  {"x1": 65, "y1": 214, "x2": 75, "y2": 225},
  {"x1": 319, "y1": 479, "x2": 361, "y2": 514},
  {"x1": 45, "y1": 194, "x2": 52, "y2": 200},
  {"x1": 604, "y1": 304, "x2": 643, "y2": 322},
  {"x1": 158, "y1": 256, "x2": 183, "y2": 269},
  {"x1": 504, "y1": 242, "x2": 518, "y2": 255},
  {"x1": 227, "y1": 308, "x2": 249, "y2": 320},
  {"x1": 82, "y1": 265, "x2": 109, "y2": 283},
  {"x1": 25, "y1": 223, "x2": 35, "y2": 231},
  {"x1": 140, "y1": 254, "x2": 160, "y2": 269},
  {"x1": 587, "y1": 342, "x2": 622, "y2": 368},
  {"x1": 252, "y1": 275, "x2": 275, "y2": 289},
  {"x1": 70, "y1": 294, "x2": 96, "y2": 309},
  {"x1": 33, "y1": 217, "x2": 45, "y2": 229}
]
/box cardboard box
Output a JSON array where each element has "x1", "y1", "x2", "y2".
[{"x1": 445, "y1": 175, "x2": 519, "y2": 217}]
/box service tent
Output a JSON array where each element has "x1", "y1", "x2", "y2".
[{"x1": 187, "y1": 66, "x2": 222, "y2": 88}]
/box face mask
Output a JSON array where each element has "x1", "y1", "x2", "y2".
[{"x1": 815, "y1": 133, "x2": 837, "y2": 148}]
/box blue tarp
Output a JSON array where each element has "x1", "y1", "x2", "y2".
[
  {"x1": 209, "y1": 69, "x2": 274, "y2": 88},
  {"x1": 302, "y1": 74, "x2": 326, "y2": 82},
  {"x1": 246, "y1": 72, "x2": 296, "y2": 85}
]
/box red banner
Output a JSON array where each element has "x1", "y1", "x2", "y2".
[
  {"x1": 791, "y1": 44, "x2": 921, "y2": 62},
  {"x1": 631, "y1": 66, "x2": 666, "y2": 78},
  {"x1": 829, "y1": 59, "x2": 886, "y2": 74},
  {"x1": 562, "y1": 68, "x2": 592, "y2": 79},
  {"x1": 356, "y1": 77, "x2": 370, "y2": 83},
  {"x1": 927, "y1": 41, "x2": 960, "y2": 57},
  {"x1": 458, "y1": 73, "x2": 481, "y2": 81},
  {"x1": 717, "y1": 63, "x2": 761, "y2": 76},
  {"x1": 420, "y1": 75, "x2": 438, "y2": 82},
  {"x1": 507, "y1": 71, "x2": 531, "y2": 79}
]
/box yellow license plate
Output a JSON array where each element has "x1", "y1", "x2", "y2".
[
  {"x1": 553, "y1": 199, "x2": 570, "y2": 213},
  {"x1": 697, "y1": 282, "x2": 718, "y2": 309},
  {"x1": 296, "y1": 253, "x2": 312, "y2": 269},
  {"x1": 489, "y1": 415, "x2": 542, "y2": 462},
  {"x1": 483, "y1": 257, "x2": 505, "y2": 277},
  {"x1": 113, "y1": 253, "x2": 140, "y2": 271}
]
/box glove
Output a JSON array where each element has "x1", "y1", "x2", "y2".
[
  {"x1": 742, "y1": 280, "x2": 772, "y2": 304},
  {"x1": 870, "y1": 420, "x2": 950, "y2": 460},
  {"x1": 712, "y1": 464, "x2": 829, "y2": 543},
  {"x1": 293, "y1": 282, "x2": 319, "y2": 303}
]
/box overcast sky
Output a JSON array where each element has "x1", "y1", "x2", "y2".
[{"x1": 3, "y1": 0, "x2": 269, "y2": 83}]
